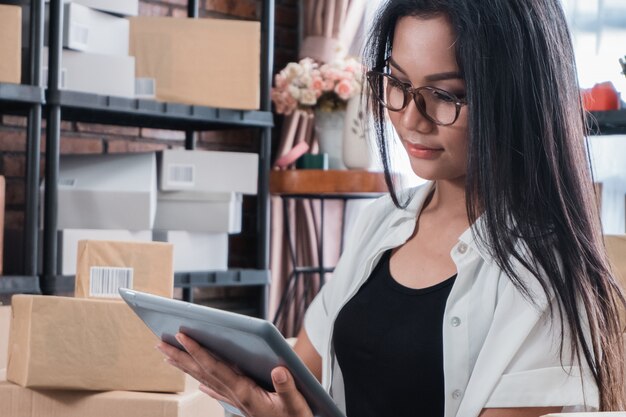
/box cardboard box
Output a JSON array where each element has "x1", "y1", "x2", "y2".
[
  {"x1": 42, "y1": 153, "x2": 156, "y2": 230},
  {"x1": 159, "y1": 150, "x2": 258, "y2": 195},
  {"x1": 0, "y1": 376, "x2": 225, "y2": 417},
  {"x1": 57, "y1": 229, "x2": 152, "y2": 276},
  {"x1": 42, "y1": 47, "x2": 135, "y2": 97},
  {"x1": 7, "y1": 295, "x2": 185, "y2": 392},
  {"x1": 153, "y1": 231, "x2": 228, "y2": 272},
  {"x1": 155, "y1": 192, "x2": 243, "y2": 234},
  {"x1": 60, "y1": 2, "x2": 129, "y2": 55},
  {"x1": 0, "y1": 5, "x2": 21, "y2": 84},
  {"x1": 130, "y1": 17, "x2": 260, "y2": 110},
  {"x1": 75, "y1": 240, "x2": 173, "y2": 299},
  {"x1": 0, "y1": 306, "x2": 10, "y2": 381},
  {"x1": 70, "y1": 0, "x2": 138, "y2": 17}
]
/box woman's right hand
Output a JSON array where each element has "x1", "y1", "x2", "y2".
[{"x1": 157, "y1": 333, "x2": 314, "y2": 417}]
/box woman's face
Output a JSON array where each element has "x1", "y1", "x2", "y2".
[{"x1": 387, "y1": 15, "x2": 469, "y2": 182}]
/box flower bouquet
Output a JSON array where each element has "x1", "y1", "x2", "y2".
[{"x1": 271, "y1": 57, "x2": 363, "y2": 115}]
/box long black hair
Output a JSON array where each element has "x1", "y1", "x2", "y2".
[{"x1": 365, "y1": 0, "x2": 625, "y2": 410}]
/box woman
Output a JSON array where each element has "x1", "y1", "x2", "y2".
[{"x1": 157, "y1": 0, "x2": 626, "y2": 416}]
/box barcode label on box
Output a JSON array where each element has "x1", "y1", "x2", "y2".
[
  {"x1": 168, "y1": 164, "x2": 195, "y2": 186},
  {"x1": 70, "y1": 23, "x2": 89, "y2": 49},
  {"x1": 59, "y1": 178, "x2": 76, "y2": 187},
  {"x1": 89, "y1": 266, "x2": 134, "y2": 298}
]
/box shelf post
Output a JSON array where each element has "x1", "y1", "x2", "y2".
[
  {"x1": 24, "y1": 0, "x2": 45, "y2": 277},
  {"x1": 42, "y1": 0, "x2": 64, "y2": 289},
  {"x1": 257, "y1": 0, "x2": 275, "y2": 319},
  {"x1": 185, "y1": 0, "x2": 199, "y2": 150}
]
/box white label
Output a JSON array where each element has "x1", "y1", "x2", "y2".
[
  {"x1": 135, "y1": 78, "x2": 156, "y2": 98},
  {"x1": 70, "y1": 23, "x2": 89, "y2": 49},
  {"x1": 168, "y1": 164, "x2": 195, "y2": 187},
  {"x1": 59, "y1": 178, "x2": 76, "y2": 187},
  {"x1": 89, "y1": 266, "x2": 134, "y2": 298}
]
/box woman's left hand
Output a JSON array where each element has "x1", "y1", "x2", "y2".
[{"x1": 156, "y1": 332, "x2": 314, "y2": 417}]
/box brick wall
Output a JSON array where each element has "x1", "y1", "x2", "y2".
[{"x1": 0, "y1": 0, "x2": 298, "y2": 275}]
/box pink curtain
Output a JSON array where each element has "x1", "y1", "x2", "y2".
[{"x1": 269, "y1": 1, "x2": 367, "y2": 336}]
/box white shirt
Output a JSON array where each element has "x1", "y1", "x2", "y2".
[{"x1": 304, "y1": 181, "x2": 598, "y2": 417}]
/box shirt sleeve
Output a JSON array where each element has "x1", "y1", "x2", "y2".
[{"x1": 483, "y1": 292, "x2": 599, "y2": 410}]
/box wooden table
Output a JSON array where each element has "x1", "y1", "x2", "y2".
[{"x1": 270, "y1": 169, "x2": 388, "y2": 195}]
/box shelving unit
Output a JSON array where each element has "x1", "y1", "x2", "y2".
[
  {"x1": 590, "y1": 110, "x2": 626, "y2": 135},
  {"x1": 0, "y1": 0, "x2": 275, "y2": 319}
]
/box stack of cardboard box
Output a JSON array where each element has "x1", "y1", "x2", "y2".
[
  {"x1": 153, "y1": 149, "x2": 259, "y2": 273},
  {"x1": 43, "y1": 0, "x2": 138, "y2": 97},
  {"x1": 1, "y1": 240, "x2": 225, "y2": 417},
  {"x1": 41, "y1": 149, "x2": 258, "y2": 274}
]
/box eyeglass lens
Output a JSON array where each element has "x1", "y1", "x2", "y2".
[{"x1": 370, "y1": 73, "x2": 459, "y2": 125}]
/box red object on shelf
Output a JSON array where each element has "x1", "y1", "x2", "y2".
[{"x1": 581, "y1": 82, "x2": 620, "y2": 111}]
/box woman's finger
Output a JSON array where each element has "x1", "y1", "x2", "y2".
[
  {"x1": 175, "y1": 333, "x2": 256, "y2": 395},
  {"x1": 271, "y1": 367, "x2": 314, "y2": 417},
  {"x1": 157, "y1": 342, "x2": 231, "y2": 397}
]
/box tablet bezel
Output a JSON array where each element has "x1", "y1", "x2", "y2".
[{"x1": 119, "y1": 288, "x2": 344, "y2": 417}]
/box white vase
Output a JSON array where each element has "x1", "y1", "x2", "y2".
[
  {"x1": 314, "y1": 109, "x2": 346, "y2": 170},
  {"x1": 342, "y1": 96, "x2": 372, "y2": 170}
]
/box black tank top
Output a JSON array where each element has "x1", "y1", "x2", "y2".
[{"x1": 333, "y1": 249, "x2": 456, "y2": 417}]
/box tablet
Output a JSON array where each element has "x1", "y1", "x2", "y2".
[{"x1": 119, "y1": 288, "x2": 345, "y2": 417}]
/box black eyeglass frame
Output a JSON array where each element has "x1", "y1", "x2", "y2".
[{"x1": 366, "y1": 70, "x2": 468, "y2": 126}]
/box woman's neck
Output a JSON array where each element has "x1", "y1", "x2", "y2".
[{"x1": 422, "y1": 178, "x2": 467, "y2": 219}]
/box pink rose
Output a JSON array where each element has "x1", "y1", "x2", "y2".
[
  {"x1": 274, "y1": 73, "x2": 288, "y2": 89},
  {"x1": 311, "y1": 76, "x2": 324, "y2": 95},
  {"x1": 323, "y1": 79, "x2": 335, "y2": 92},
  {"x1": 335, "y1": 79, "x2": 354, "y2": 101}
]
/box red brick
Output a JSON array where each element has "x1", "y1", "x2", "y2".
[
  {"x1": 205, "y1": 0, "x2": 258, "y2": 19},
  {"x1": 2, "y1": 155, "x2": 46, "y2": 179},
  {"x1": 6, "y1": 180, "x2": 25, "y2": 205},
  {"x1": 164, "y1": 0, "x2": 188, "y2": 6},
  {"x1": 60, "y1": 121, "x2": 74, "y2": 131},
  {"x1": 40, "y1": 135, "x2": 104, "y2": 154},
  {"x1": 0, "y1": 130, "x2": 26, "y2": 152},
  {"x1": 5, "y1": 210, "x2": 24, "y2": 230},
  {"x1": 171, "y1": 7, "x2": 188, "y2": 17},
  {"x1": 3, "y1": 155, "x2": 25, "y2": 178},
  {"x1": 76, "y1": 123, "x2": 140, "y2": 137},
  {"x1": 107, "y1": 140, "x2": 169, "y2": 153},
  {"x1": 141, "y1": 128, "x2": 185, "y2": 140},
  {"x1": 60, "y1": 136, "x2": 104, "y2": 154},
  {"x1": 2, "y1": 116, "x2": 27, "y2": 127},
  {"x1": 139, "y1": 2, "x2": 170, "y2": 16},
  {"x1": 198, "y1": 129, "x2": 257, "y2": 151}
]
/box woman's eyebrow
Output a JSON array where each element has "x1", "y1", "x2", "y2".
[{"x1": 388, "y1": 56, "x2": 462, "y2": 82}]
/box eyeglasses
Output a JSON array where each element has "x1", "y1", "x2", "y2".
[{"x1": 366, "y1": 71, "x2": 467, "y2": 126}]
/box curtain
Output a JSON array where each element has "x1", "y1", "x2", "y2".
[{"x1": 268, "y1": 1, "x2": 368, "y2": 336}]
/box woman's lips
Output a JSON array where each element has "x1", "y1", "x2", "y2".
[{"x1": 405, "y1": 142, "x2": 444, "y2": 159}]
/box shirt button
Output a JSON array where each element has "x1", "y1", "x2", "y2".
[
  {"x1": 457, "y1": 243, "x2": 468, "y2": 254},
  {"x1": 450, "y1": 316, "x2": 461, "y2": 327},
  {"x1": 452, "y1": 389, "x2": 463, "y2": 400}
]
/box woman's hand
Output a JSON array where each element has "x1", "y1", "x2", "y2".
[{"x1": 156, "y1": 333, "x2": 314, "y2": 417}]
